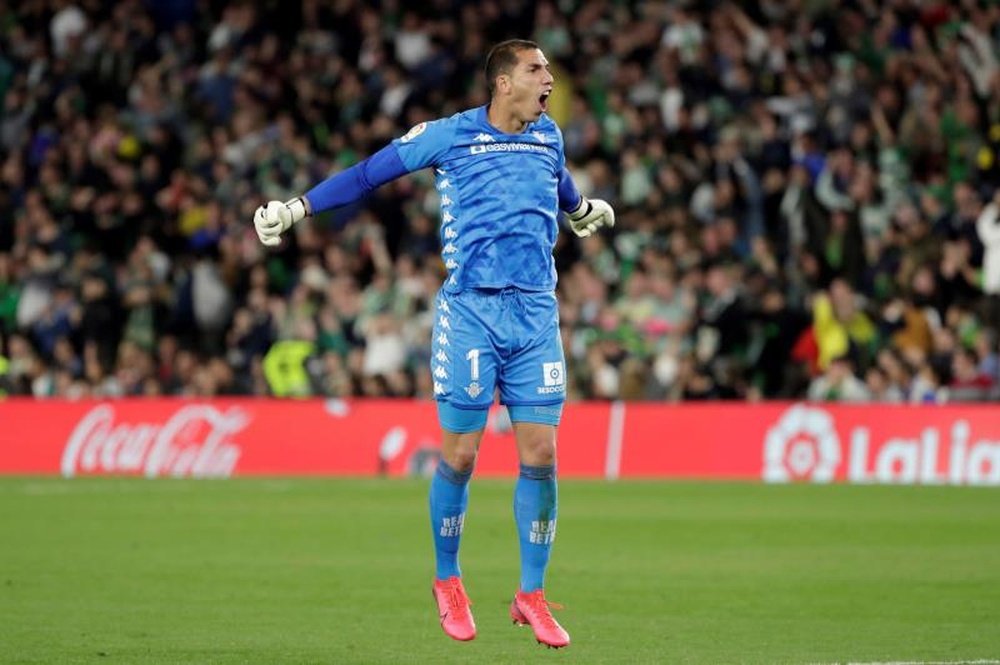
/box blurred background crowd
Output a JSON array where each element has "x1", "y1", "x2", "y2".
[{"x1": 2, "y1": 0, "x2": 999, "y2": 403}]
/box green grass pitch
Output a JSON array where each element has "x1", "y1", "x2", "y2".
[{"x1": 1, "y1": 478, "x2": 999, "y2": 664}]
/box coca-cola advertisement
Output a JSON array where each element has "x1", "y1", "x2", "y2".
[
  {"x1": 60, "y1": 403, "x2": 246, "y2": 478},
  {"x1": 1, "y1": 399, "x2": 998, "y2": 485},
  {"x1": 0, "y1": 399, "x2": 613, "y2": 479}
]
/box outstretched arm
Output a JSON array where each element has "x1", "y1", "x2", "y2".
[
  {"x1": 558, "y1": 167, "x2": 615, "y2": 238},
  {"x1": 254, "y1": 118, "x2": 456, "y2": 246},
  {"x1": 304, "y1": 144, "x2": 409, "y2": 215},
  {"x1": 253, "y1": 144, "x2": 409, "y2": 246}
]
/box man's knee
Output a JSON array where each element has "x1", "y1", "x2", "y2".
[
  {"x1": 522, "y1": 440, "x2": 555, "y2": 466},
  {"x1": 438, "y1": 402, "x2": 488, "y2": 472},
  {"x1": 514, "y1": 423, "x2": 557, "y2": 467},
  {"x1": 443, "y1": 443, "x2": 479, "y2": 473}
]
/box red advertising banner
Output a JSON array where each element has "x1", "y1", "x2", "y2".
[
  {"x1": 617, "y1": 402, "x2": 1000, "y2": 485},
  {"x1": 0, "y1": 399, "x2": 611, "y2": 479},
  {"x1": 1, "y1": 399, "x2": 998, "y2": 485}
]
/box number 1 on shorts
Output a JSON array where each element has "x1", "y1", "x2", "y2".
[{"x1": 466, "y1": 349, "x2": 480, "y2": 381}]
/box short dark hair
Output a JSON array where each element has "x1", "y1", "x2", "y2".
[{"x1": 484, "y1": 39, "x2": 539, "y2": 96}]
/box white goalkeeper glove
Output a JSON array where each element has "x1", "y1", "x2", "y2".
[
  {"x1": 567, "y1": 197, "x2": 615, "y2": 238},
  {"x1": 253, "y1": 197, "x2": 309, "y2": 247}
]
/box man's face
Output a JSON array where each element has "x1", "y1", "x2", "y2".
[{"x1": 504, "y1": 48, "x2": 554, "y2": 123}]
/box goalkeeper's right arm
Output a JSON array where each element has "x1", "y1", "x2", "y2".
[{"x1": 253, "y1": 144, "x2": 409, "y2": 246}]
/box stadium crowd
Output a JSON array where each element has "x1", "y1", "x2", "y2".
[{"x1": 2, "y1": 0, "x2": 999, "y2": 403}]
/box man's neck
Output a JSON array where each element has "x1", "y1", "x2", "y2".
[{"x1": 486, "y1": 102, "x2": 526, "y2": 134}]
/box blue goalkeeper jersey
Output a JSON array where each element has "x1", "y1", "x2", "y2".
[{"x1": 391, "y1": 106, "x2": 565, "y2": 293}]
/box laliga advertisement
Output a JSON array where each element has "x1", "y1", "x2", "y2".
[
  {"x1": 618, "y1": 402, "x2": 1000, "y2": 486},
  {"x1": 0, "y1": 399, "x2": 998, "y2": 485}
]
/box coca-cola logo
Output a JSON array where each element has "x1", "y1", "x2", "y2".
[
  {"x1": 61, "y1": 404, "x2": 246, "y2": 478},
  {"x1": 762, "y1": 405, "x2": 841, "y2": 483}
]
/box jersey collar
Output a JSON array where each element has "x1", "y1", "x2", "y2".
[{"x1": 479, "y1": 104, "x2": 539, "y2": 136}]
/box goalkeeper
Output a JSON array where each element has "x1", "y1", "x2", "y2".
[{"x1": 252, "y1": 39, "x2": 613, "y2": 649}]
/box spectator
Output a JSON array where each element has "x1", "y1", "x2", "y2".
[
  {"x1": 977, "y1": 194, "x2": 1000, "y2": 325},
  {"x1": 812, "y1": 279, "x2": 876, "y2": 371},
  {"x1": 808, "y1": 356, "x2": 870, "y2": 403},
  {"x1": 948, "y1": 347, "x2": 997, "y2": 402}
]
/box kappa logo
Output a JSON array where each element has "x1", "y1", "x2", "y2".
[
  {"x1": 474, "y1": 133, "x2": 495, "y2": 142},
  {"x1": 762, "y1": 404, "x2": 841, "y2": 483},
  {"x1": 399, "y1": 122, "x2": 427, "y2": 143}
]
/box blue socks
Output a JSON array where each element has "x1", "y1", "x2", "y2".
[
  {"x1": 429, "y1": 460, "x2": 472, "y2": 580},
  {"x1": 514, "y1": 463, "x2": 557, "y2": 592},
  {"x1": 431, "y1": 460, "x2": 557, "y2": 590}
]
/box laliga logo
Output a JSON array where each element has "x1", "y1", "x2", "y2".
[
  {"x1": 762, "y1": 404, "x2": 841, "y2": 483},
  {"x1": 61, "y1": 404, "x2": 245, "y2": 478},
  {"x1": 762, "y1": 404, "x2": 1000, "y2": 485}
]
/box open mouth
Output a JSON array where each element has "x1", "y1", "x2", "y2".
[{"x1": 539, "y1": 91, "x2": 551, "y2": 113}]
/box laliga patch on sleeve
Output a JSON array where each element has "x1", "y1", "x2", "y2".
[{"x1": 399, "y1": 122, "x2": 427, "y2": 143}]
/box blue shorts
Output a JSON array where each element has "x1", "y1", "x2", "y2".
[{"x1": 431, "y1": 287, "x2": 567, "y2": 413}]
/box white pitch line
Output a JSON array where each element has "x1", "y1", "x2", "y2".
[
  {"x1": 604, "y1": 400, "x2": 625, "y2": 480},
  {"x1": 812, "y1": 660, "x2": 1000, "y2": 665}
]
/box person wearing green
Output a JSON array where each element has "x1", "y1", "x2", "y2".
[{"x1": 262, "y1": 339, "x2": 315, "y2": 397}]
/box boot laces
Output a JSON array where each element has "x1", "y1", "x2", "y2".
[
  {"x1": 524, "y1": 591, "x2": 563, "y2": 629},
  {"x1": 443, "y1": 579, "x2": 471, "y2": 618}
]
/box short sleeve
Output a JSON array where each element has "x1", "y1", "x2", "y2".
[{"x1": 391, "y1": 117, "x2": 458, "y2": 172}]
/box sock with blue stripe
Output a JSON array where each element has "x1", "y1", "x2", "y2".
[
  {"x1": 514, "y1": 463, "x2": 557, "y2": 592},
  {"x1": 429, "y1": 460, "x2": 472, "y2": 580}
]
